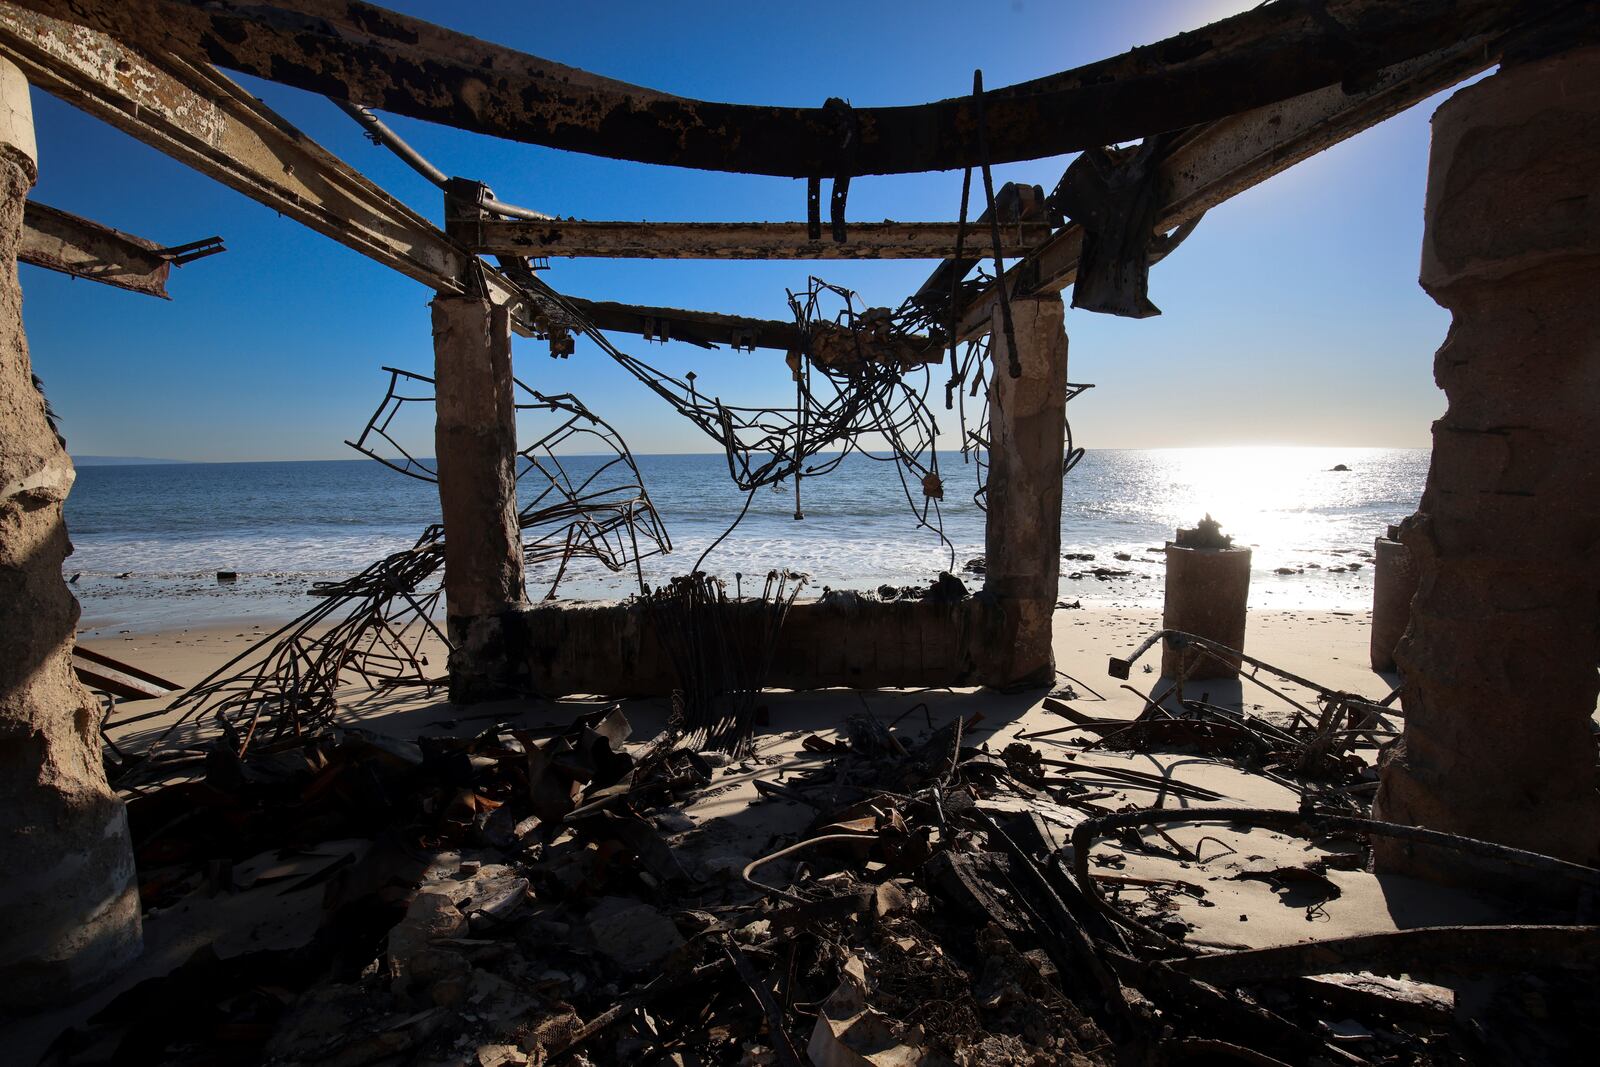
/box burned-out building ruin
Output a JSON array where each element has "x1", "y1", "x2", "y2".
[{"x1": 1, "y1": 1, "x2": 1598, "y2": 1063}]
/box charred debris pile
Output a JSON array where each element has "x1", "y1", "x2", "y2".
[{"x1": 53, "y1": 642, "x2": 1600, "y2": 1067}]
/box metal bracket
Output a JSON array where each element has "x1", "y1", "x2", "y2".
[{"x1": 1050, "y1": 138, "x2": 1167, "y2": 318}]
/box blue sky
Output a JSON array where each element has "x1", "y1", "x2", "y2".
[{"x1": 22, "y1": 0, "x2": 1462, "y2": 461}]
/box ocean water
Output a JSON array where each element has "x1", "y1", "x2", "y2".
[{"x1": 65, "y1": 447, "x2": 1429, "y2": 630}]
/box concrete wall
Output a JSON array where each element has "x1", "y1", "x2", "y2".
[{"x1": 514, "y1": 593, "x2": 1016, "y2": 697}]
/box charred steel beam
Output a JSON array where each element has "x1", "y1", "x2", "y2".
[
  {"x1": 18, "y1": 200, "x2": 223, "y2": 297},
  {"x1": 458, "y1": 220, "x2": 1047, "y2": 261},
  {"x1": 0, "y1": 6, "x2": 538, "y2": 331},
  {"x1": 565, "y1": 297, "x2": 805, "y2": 354},
  {"x1": 563, "y1": 298, "x2": 940, "y2": 367},
  {"x1": 952, "y1": 35, "x2": 1507, "y2": 339},
  {"x1": 7, "y1": 0, "x2": 1564, "y2": 177}
]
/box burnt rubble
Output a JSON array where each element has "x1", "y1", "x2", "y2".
[{"x1": 41, "y1": 634, "x2": 1600, "y2": 1066}]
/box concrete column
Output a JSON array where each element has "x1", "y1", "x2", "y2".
[
  {"x1": 982, "y1": 294, "x2": 1068, "y2": 688},
  {"x1": 1375, "y1": 46, "x2": 1600, "y2": 869},
  {"x1": 1161, "y1": 542, "x2": 1251, "y2": 681},
  {"x1": 0, "y1": 58, "x2": 141, "y2": 1006},
  {"x1": 432, "y1": 294, "x2": 528, "y2": 702},
  {"x1": 1369, "y1": 533, "x2": 1418, "y2": 673}
]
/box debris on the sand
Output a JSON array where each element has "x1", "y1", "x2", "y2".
[{"x1": 60, "y1": 635, "x2": 1599, "y2": 1065}]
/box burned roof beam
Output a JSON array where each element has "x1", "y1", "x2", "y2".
[
  {"x1": 7, "y1": 0, "x2": 1564, "y2": 177},
  {"x1": 0, "y1": 6, "x2": 540, "y2": 332},
  {"x1": 565, "y1": 298, "x2": 803, "y2": 353},
  {"x1": 19, "y1": 200, "x2": 222, "y2": 298},
  {"x1": 913, "y1": 182, "x2": 1046, "y2": 308},
  {"x1": 951, "y1": 34, "x2": 1509, "y2": 340},
  {"x1": 456, "y1": 220, "x2": 1046, "y2": 261}
]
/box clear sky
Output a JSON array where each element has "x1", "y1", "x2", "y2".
[{"x1": 21, "y1": 0, "x2": 1463, "y2": 462}]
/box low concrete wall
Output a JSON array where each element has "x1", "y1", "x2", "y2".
[{"x1": 516, "y1": 592, "x2": 1020, "y2": 697}]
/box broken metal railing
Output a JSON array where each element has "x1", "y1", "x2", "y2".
[{"x1": 646, "y1": 569, "x2": 806, "y2": 758}]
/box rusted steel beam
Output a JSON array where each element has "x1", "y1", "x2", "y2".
[
  {"x1": 8, "y1": 0, "x2": 1564, "y2": 177},
  {"x1": 952, "y1": 36, "x2": 1505, "y2": 339},
  {"x1": 0, "y1": 6, "x2": 539, "y2": 331},
  {"x1": 459, "y1": 220, "x2": 1045, "y2": 261},
  {"x1": 18, "y1": 200, "x2": 198, "y2": 297}
]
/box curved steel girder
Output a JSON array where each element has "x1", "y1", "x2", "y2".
[{"x1": 13, "y1": 0, "x2": 1562, "y2": 177}]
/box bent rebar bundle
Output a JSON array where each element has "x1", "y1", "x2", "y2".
[
  {"x1": 646, "y1": 570, "x2": 806, "y2": 758},
  {"x1": 108, "y1": 384, "x2": 669, "y2": 787}
]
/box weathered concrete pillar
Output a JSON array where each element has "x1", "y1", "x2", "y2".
[
  {"x1": 1369, "y1": 532, "x2": 1418, "y2": 673},
  {"x1": 0, "y1": 58, "x2": 141, "y2": 1007},
  {"x1": 1161, "y1": 542, "x2": 1251, "y2": 680},
  {"x1": 982, "y1": 294, "x2": 1068, "y2": 688},
  {"x1": 1375, "y1": 46, "x2": 1600, "y2": 869},
  {"x1": 432, "y1": 294, "x2": 528, "y2": 702}
]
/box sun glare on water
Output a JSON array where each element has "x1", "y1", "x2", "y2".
[{"x1": 1070, "y1": 446, "x2": 1421, "y2": 573}]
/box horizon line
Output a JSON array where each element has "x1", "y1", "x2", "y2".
[{"x1": 74, "y1": 443, "x2": 1432, "y2": 466}]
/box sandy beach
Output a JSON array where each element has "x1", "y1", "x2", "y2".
[{"x1": 81, "y1": 605, "x2": 1387, "y2": 707}]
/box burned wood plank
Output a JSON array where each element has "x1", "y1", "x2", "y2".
[
  {"x1": 9, "y1": 0, "x2": 1564, "y2": 177},
  {"x1": 72, "y1": 646, "x2": 181, "y2": 701},
  {"x1": 460, "y1": 220, "x2": 1043, "y2": 261},
  {"x1": 18, "y1": 200, "x2": 221, "y2": 297},
  {"x1": 565, "y1": 298, "x2": 802, "y2": 354},
  {"x1": 0, "y1": 6, "x2": 538, "y2": 332},
  {"x1": 953, "y1": 36, "x2": 1507, "y2": 338},
  {"x1": 564, "y1": 297, "x2": 940, "y2": 364}
]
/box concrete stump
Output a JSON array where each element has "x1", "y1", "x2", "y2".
[
  {"x1": 1375, "y1": 45, "x2": 1600, "y2": 870},
  {"x1": 1161, "y1": 544, "x2": 1251, "y2": 680},
  {"x1": 432, "y1": 295, "x2": 529, "y2": 702},
  {"x1": 1369, "y1": 535, "x2": 1418, "y2": 673},
  {"x1": 982, "y1": 294, "x2": 1068, "y2": 688},
  {"x1": 0, "y1": 58, "x2": 141, "y2": 1007}
]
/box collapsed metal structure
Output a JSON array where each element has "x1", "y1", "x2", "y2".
[{"x1": 1, "y1": 0, "x2": 1597, "y2": 1023}]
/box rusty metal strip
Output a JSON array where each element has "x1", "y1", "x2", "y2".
[
  {"x1": 7, "y1": 0, "x2": 1562, "y2": 177},
  {"x1": 19, "y1": 200, "x2": 183, "y2": 297},
  {"x1": 952, "y1": 36, "x2": 1503, "y2": 337},
  {"x1": 458, "y1": 220, "x2": 1044, "y2": 261}
]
